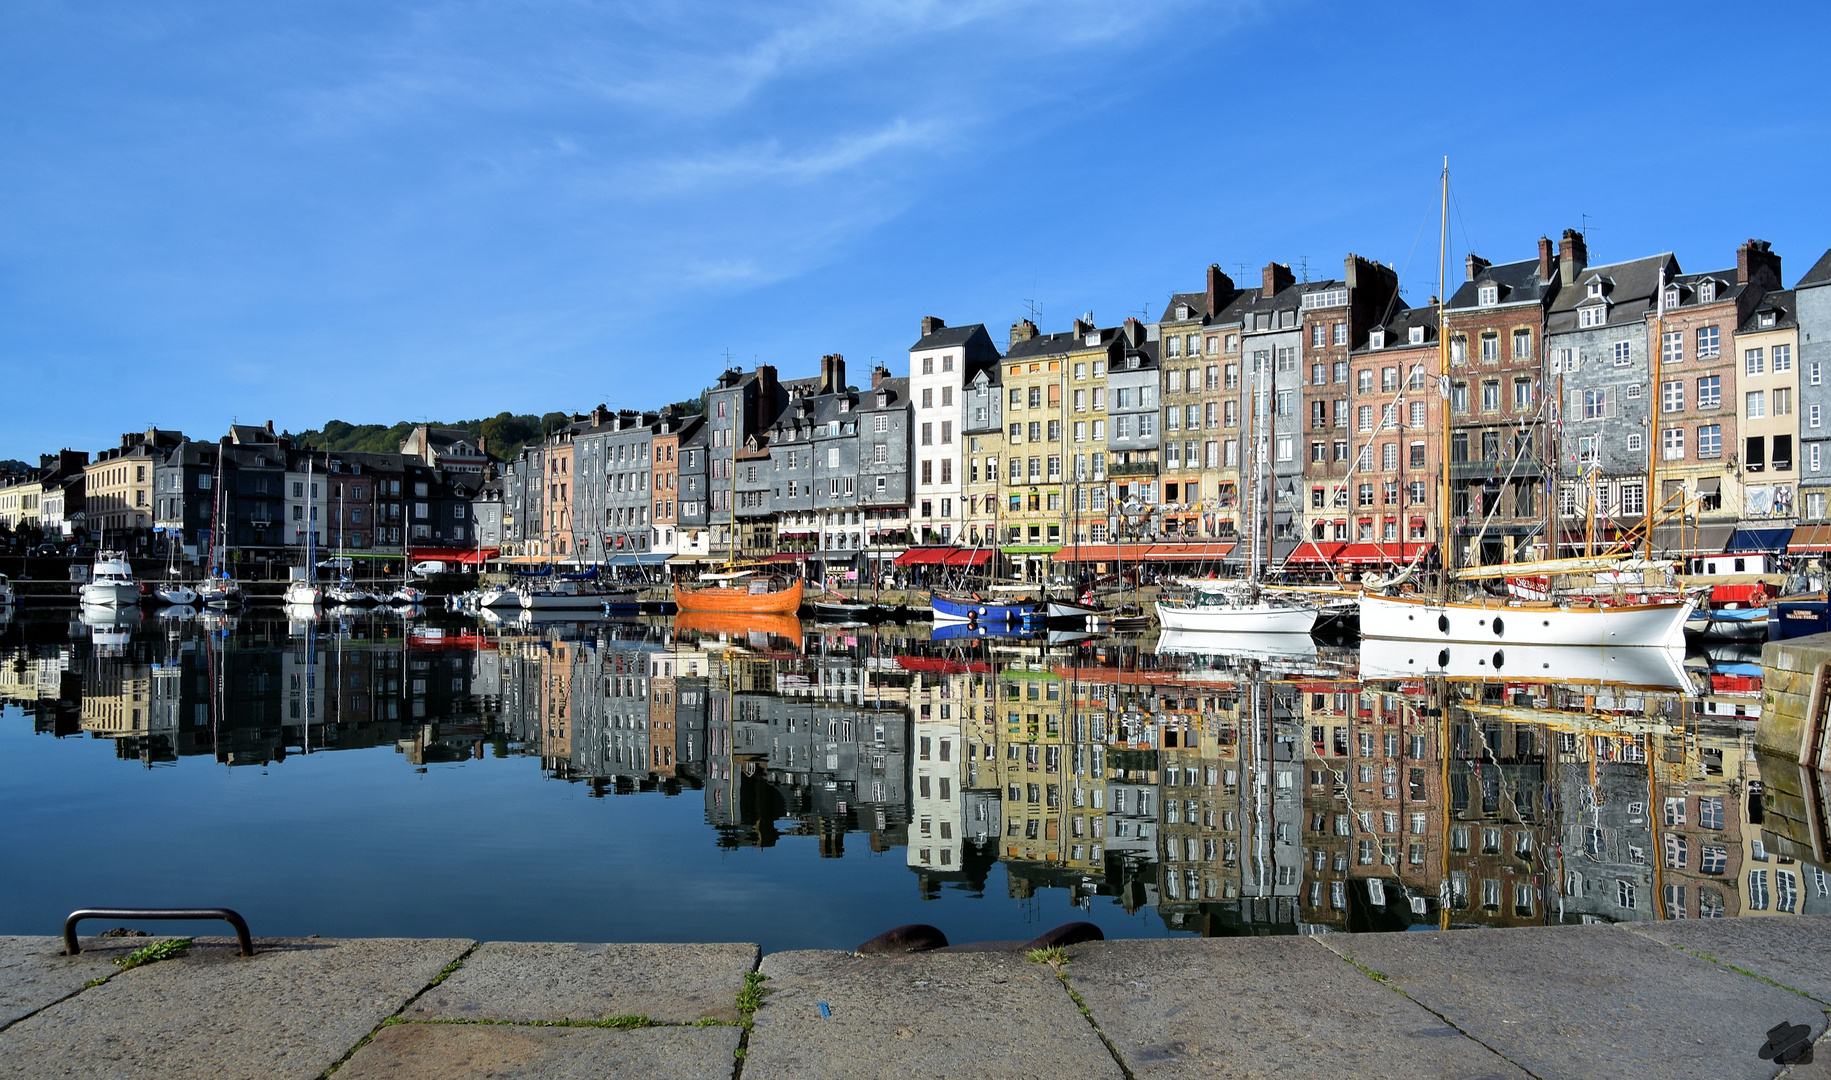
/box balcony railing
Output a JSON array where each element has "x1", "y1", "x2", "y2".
[
  {"x1": 1450, "y1": 457, "x2": 1544, "y2": 480},
  {"x1": 1108, "y1": 461, "x2": 1159, "y2": 478}
]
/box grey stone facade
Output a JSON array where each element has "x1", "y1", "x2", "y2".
[
  {"x1": 574, "y1": 410, "x2": 659, "y2": 561},
  {"x1": 1797, "y1": 250, "x2": 1831, "y2": 516},
  {"x1": 1238, "y1": 268, "x2": 1305, "y2": 560}
]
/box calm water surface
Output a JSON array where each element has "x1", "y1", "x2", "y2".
[{"x1": 0, "y1": 606, "x2": 1824, "y2": 951}]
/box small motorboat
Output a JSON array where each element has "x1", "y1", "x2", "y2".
[
  {"x1": 154, "y1": 583, "x2": 199, "y2": 606},
  {"x1": 811, "y1": 599, "x2": 878, "y2": 622},
  {"x1": 78, "y1": 552, "x2": 141, "y2": 607},
  {"x1": 196, "y1": 578, "x2": 242, "y2": 607},
  {"x1": 930, "y1": 591, "x2": 1035, "y2": 624},
  {"x1": 387, "y1": 585, "x2": 427, "y2": 606}
]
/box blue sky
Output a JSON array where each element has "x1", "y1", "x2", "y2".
[{"x1": 4, "y1": 0, "x2": 1830, "y2": 461}]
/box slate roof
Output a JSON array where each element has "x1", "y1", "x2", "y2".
[
  {"x1": 909, "y1": 323, "x2": 990, "y2": 352},
  {"x1": 1447, "y1": 257, "x2": 1548, "y2": 310},
  {"x1": 866, "y1": 376, "x2": 910, "y2": 409},
  {"x1": 1006, "y1": 324, "x2": 1130, "y2": 360},
  {"x1": 1665, "y1": 267, "x2": 1749, "y2": 311},
  {"x1": 1353, "y1": 304, "x2": 1441, "y2": 355},
  {"x1": 1739, "y1": 288, "x2": 1798, "y2": 333},
  {"x1": 1798, "y1": 249, "x2": 1831, "y2": 289},
  {"x1": 1546, "y1": 253, "x2": 1677, "y2": 332}
]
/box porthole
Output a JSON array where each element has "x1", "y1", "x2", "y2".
[
  {"x1": 1437, "y1": 649, "x2": 1450, "y2": 668},
  {"x1": 1492, "y1": 649, "x2": 1504, "y2": 670},
  {"x1": 1437, "y1": 614, "x2": 1449, "y2": 634},
  {"x1": 1492, "y1": 617, "x2": 1505, "y2": 636}
]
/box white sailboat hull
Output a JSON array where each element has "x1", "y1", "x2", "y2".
[
  {"x1": 283, "y1": 583, "x2": 321, "y2": 607},
  {"x1": 1154, "y1": 601, "x2": 1318, "y2": 635},
  {"x1": 1358, "y1": 593, "x2": 1695, "y2": 649},
  {"x1": 518, "y1": 588, "x2": 640, "y2": 610},
  {"x1": 1358, "y1": 636, "x2": 1692, "y2": 691}
]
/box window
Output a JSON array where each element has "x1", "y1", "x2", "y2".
[
  {"x1": 1622, "y1": 482, "x2": 1644, "y2": 515},
  {"x1": 1697, "y1": 375, "x2": 1720, "y2": 409},
  {"x1": 1746, "y1": 347, "x2": 1766, "y2": 375},
  {"x1": 1699, "y1": 424, "x2": 1722, "y2": 458},
  {"x1": 1480, "y1": 332, "x2": 1499, "y2": 362},
  {"x1": 1661, "y1": 380, "x2": 1683, "y2": 413},
  {"x1": 1383, "y1": 443, "x2": 1398, "y2": 470},
  {"x1": 1451, "y1": 382, "x2": 1468, "y2": 413},
  {"x1": 1333, "y1": 322, "x2": 1347, "y2": 346},
  {"x1": 1775, "y1": 344, "x2": 1793, "y2": 372},
  {"x1": 1700, "y1": 845, "x2": 1727, "y2": 875},
  {"x1": 1514, "y1": 378, "x2": 1534, "y2": 411},
  {"x1": 1580, "y1": 305, "x2": 1607, "y2": 328},
  {"x1": 1697, "y1": 325, "x2": 1720, "y2": 357},
  {"x1": 1814, "y1": 404, "x2": 1823, "y2": 429},
  {"x1": 1583, "y1": 388, "x2": 1606, "y2": 419},
  {"x1": 1481, "y1": 380, "x2": 1500, "y2": 412},
  {"x1": 1617, "y1": 879, "x2": 1637, "y2": 910},
  {"x1": 1746, "y1": 390, "x2": 1765, "y2": 419},
  {"x1": 1749, "y1": 869, "x2": 1769, "y2": 910},
  {"x1": 1663, "y1": 427, "x2": 1684, "y2": 461},
  {"x1": 1813, "y1": 361, "x2": 1823, "y2": 386},
  {"x1": 1311, "y1": 324, "x2": 1325, "y2": 348},
  {"x1": 1358, "y1": 405, "x2": 1374, "y2": 432},
  {"x1": 1661, "y1": 331, "x2": 1683, "y2": 363},
  {"x1": 1478, "y1": 283, "x2": 1498, "y2": 306},
  {"x1": 1613, "y1": 340, "x2": 1633, "y2": 365},
  {"x1": 1699, "y1": 796, "x2": 1723, "y2": 830}
]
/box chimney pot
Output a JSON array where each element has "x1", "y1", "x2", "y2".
[
  {"x1": 1537, "y1": 236, "x2": 1555, "y2": 285},
  {"x1": 920, "y1": 315, "x2": 945, "y2": 338},
  {"x1": 1262, "y1": 262, "x2": 1294, "y2": 298},
  {"x1": 1557, "y1": 229, "x2": 1588, "y2": 288},
  {"x1": 1205, "y1": 263, "x2": 1232, "y2": 317},
  {"x1": 1009, "y1": 319, "x2": 1038, "y2": 348},
  {"x1": 1465, "y1": 253, "x2": 1491, "y2": 281}
]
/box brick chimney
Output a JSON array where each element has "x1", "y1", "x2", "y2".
[
  {"x1": 1072, "y1": 317, "x2": 1094, "y2": 338},
  {"x1": 1465, "y1": 253, "x2": 1491, "y2": 281},
  {"x1": 873, "y1": 364, "x2": 891, "y2": 389},
  {"x1": 1737, "y1": 239, "x2": 1782, "y2": 288},
  {"x1": 1123, "y1": 317, "x2": 1143, "y2": 348},
  {"x1": 1538, "y1": 236, "x2": 1555, "y2": 285},
  {"x1": 1009, "y1": 320, "x2": 1038, "y2": 348},
  {"x1": 920, "y1": 315, "x2": 945, "y2": 338},
  {"x1": 590, "y1": 405, "x2": 607, "y2": 426},
  {"x1": 265, "y1": 420, "x2": 276, "y2": 436},
  {"x1": 1558, "y1": 229, "x2": 1588, "y2": 288},
  {"x1": 1206, "y1": 264, "x2": 1233, "y2": 317},
  {"x1": 820, "y1": 353, "x2": 846, "y2": 395},
  {"x1": 1262, "y1": 262, "x2": 1295, "y2": 297}
]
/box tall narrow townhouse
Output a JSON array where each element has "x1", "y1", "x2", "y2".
[
  {"x1": 1295, "y1": 256, "x2": 1401, "y2": 562},
  {"x1": 908, "y1": 319, "x2": 1001, "y2": 546},
  {"x1": 1443, "y1": 241, "x2": 1560, "y2": 567},
  {"x1": 1651, "y1": 240, "x2": 1782, "y2": 554},
  {"x1": 962, "y1": 355, "x2": 1004, "y2": 548},
  {"x1": 1001, "y1": 319, "x2": 1122, "y2": 579},
  {"x1": 1237, "y1": 264, "x2": 1305, "y2": 562},
  {"x1": 1314, "y1": 304, "x2": 1442, "y2": 571},
  {"x1": 1156, "y1": 266, "x2": 1249, "y2": 542},
  {"x1": 1736, "y1": 287, "x2": 1800, "y2": 525},
  {"x1": 703, "y1": 366, "x2": 781, "y2": 560},
  {"x1": 908, "y1": 678, "x2": 964, "y2": 878},
  {"x1": 1104, "y1": 319, "x2": 1160, "y2": 534},
  {"x1": 1796, "y1": 251, "x2": 1831, "y2": 523},
  {"x1": 1544, "y1": 234, "x2": 1674, "y2": 553},
  {"x1": 858, "y1": 366, "x2": 913, "y2": 571}
]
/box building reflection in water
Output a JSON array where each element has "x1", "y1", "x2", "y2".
[{"x1": 1, "y1": 609, "x2": 1826, "y2": 934}]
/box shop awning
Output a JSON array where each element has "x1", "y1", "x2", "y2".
[
  {"x1": 1281, "y1": 542, "x2": 1344, "y2": 566},
  {"x1": 1788, "y1": 524, "x2": 1831, "y2": 553},
  {"x1": 1728, "y1": 527, "x2": 1794, "y2": 553},
  {"x1": 1001, "y1": 545, "x2": 1063, "y2": 556},
  {"x1": 1650, "y1": 523, "x2": 1735, "y2": 556},
  {"x1": 1335, "y1": 543, "x2": 1431, "y2": 566},
  {"x1": 892, "y1": 547, "x2": 995, "y2": 567},
  {"x1": 1052, "y1": 543, "x2": 1237, "y2": 563},
  {"x1": 667, "y1": 554, "x2": 713, "y2": 564},
  {"x1": 761, "y1": 553, "x2": 803, "y2": 563},
  {"x1": 607, "y1": 554, "x2": 640, "y2": 567},
  {"x1": 411, "y1": 546, "x2": 497, "y2": 565}
]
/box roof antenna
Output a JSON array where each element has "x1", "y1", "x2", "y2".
[
  {"x1": 1023, "y1": 296, "x2": 1043, "y2": 323},
  {"x1": 1298, "y1": 256, "x2": 1310, "y2": 284}
]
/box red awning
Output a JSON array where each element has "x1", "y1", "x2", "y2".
[
  {"x1": 1283, "y1": 542, "x2": 1344, "y2": 566},
  {"x1": 1335, "y1": 543, "x2": 1430, "y2": 566},
  {"x1": 1789, "y1": 524, "x2": 1831, "y2": 552},
  {"x1": 411, "y1": 547, "x2": 497, "y2": 565},
  {"x1": 893, "y1": 547, "x2": 993, "y2": 567},
  {"x1": 761, "y1": 553, "x2": 803, "y2": 563}
]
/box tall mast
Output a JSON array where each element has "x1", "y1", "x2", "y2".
[
  {"x1": 1645, "y1": 265, "x2": 1666, "y2": 561},
  {"x1": 1436, "y1": 158, "x2": 1453, "y2": 603}
]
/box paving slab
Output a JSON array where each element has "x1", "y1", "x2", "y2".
[
  {"x1": 1063, "y1": 937, "x2": 1530, "y2": 1079},
  {"x1": 744, "y1": 949, "x2": 1125, "y2": 1080},
  {"x1": 407, "y1": 941, "x2": 759, "y2": 1024},
  {"x1": 1629, "y1": 914, "x2": 1831, "y2": 1005},
  {"x1": 336, "y1": 1021, "x2": 740, "y2": 1079},
  {"x1": 0, "y1": 936, "x2": 472, "y2": 1080},
  {"x1": 0, "y1": 935, "x2": 176, "y2": 1030},
  {"x1": 1327, "y1": 924, "x2": 1829, "y2": 1080}
]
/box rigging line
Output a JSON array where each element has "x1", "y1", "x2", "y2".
[
  {"x1": 1450, "y1": 184, "x2": 1483, "y2": 272},
  {"x1": 1378, "y1": 188, "x2": 1442, "y2": 331}
]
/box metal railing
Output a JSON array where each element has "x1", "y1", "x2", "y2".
[{"x1": 63, "y1": 907, "x2": 254, "y2": 957}]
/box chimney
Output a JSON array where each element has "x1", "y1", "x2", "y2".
[
  {"x1": 1123, "y1": 317, "x2": 1143, "y2": 348},
  {"x1": 820, "y1": 353, "x2": 846, "y2": 395},
  {"x1": 1465, "y1": 253, "x2": 1491, "y2": 281},
  {"x1": 1072, "y1": 317, "x2": 1093, "y2": 338},
  {"x1": 477, "y1": 435, "x2": 487, "y2": 456},
  {"x1": 1009, "y1": 319, "x2": 1038, "y2": 348},
  {"x1": 1262, "y1": 262, "x2": 1295, "y2": 297},
  {"x1": 1205, "y1": 264, "x2": 1233, "y2": 317},
  {"x1": 873, "y1": 364, "x2": 890, "y2": 389},
  {"x1": 1557, "y1": 229, "x2": 1588, "y2": 288},
  {"x1": 1737, "y1": 239, "x2": 1782, "y2": 287},
  {"x1": 1537, "y1": 236, "x2": 1555, "y2": 284},
  {"x1": 265, "y1": 420, "x2": 275, "y2": 436},
  {"x1": 920, "y1": 315, "x2": 945, "y2": 339},
  {"x1": 591, "y1": 405, "x2": 607, "y2": 426}
]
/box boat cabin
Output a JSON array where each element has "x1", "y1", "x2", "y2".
[{"x1": 1685, "y1": 553, "x2": 1776, "y2": 577}]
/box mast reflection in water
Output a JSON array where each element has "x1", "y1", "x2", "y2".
[{"x1": 0, "y1": 607, "x2": 1825, "y2": 949}]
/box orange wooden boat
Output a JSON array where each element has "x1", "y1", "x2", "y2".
[
  {"x1": 674, "y1": 610, "x2": 803, "y2": 642},
  {"x1": 672, "y1": 575, "x2": 803, "y2": 615}
]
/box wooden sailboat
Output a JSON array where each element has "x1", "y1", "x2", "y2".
[
  {"x1": 672, "y1": 478, "x2": 804, "y2": 616},
  {"x1": 1357, "y1": 159, "x2": 1695, "y2": 649}
]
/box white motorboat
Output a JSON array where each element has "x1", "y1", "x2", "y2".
[
  {"x1": 326, "y1": 579, "x2": 375, "y2": 607},
  {"x1": 387, "y1": 585, "x2": 427, "y2": 606},
  {"x1": 79, "y1": 603, "x2": 141, "y2": 648},
  {"x1": 1357, "y1": 592, "x2": 1695, "y2": 649},
  {"x1": 154, "y1": 583, "x2": 199, "y2": 606},
  {"x1": 518, "y1": 580, "x2": 639, "y2": 610},
  {"x1": 283, "y1": 580, "x2": 322, "y2": 607},
  {"x1": 478, "y1": 584, "x2": 522, "y2": 608},
  {"x1": 1154, "y1": 599, "x2": 1318, "y2": 635},
  {"x1": 78, "y1": 552, "x2": 141, "y2": 606}
]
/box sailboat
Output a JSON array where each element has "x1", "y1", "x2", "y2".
[
  {"x1": 196, "y1": 445, "x2": 244, "y2": 607},
  {"x1": 1155, "y1": 354, "x2": 1318, "y2": 635},
  {"x1": 1357, "y1": 159, "x2": 1695, "y2": 649},
  {"x1": 153, "y1": 540, "x2": 197, "y2": 606},
  {"x1": 283, "y1": 459, "x2": 323, "y2": 608},
  {"x1": 673, "y1": 483, "x2": 804, "y2": 616}
]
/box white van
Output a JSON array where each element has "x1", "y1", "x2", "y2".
[{"x1": 410, "y1": 560, "x2": 449, "y2": 577}]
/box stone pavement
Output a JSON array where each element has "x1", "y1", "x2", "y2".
[{"x1": 0, "y1": 918, "x2": 1826, "y2": 1079}]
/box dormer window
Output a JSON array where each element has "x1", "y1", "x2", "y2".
[
  {"x1": 1175, "y1": 304, "x2": 1190, "y2": 320},
  {"x1": 1409, "y1": 326, "x2": 1426, "y2": 345},
  {"x1": 1085, "y1": 331, "x2": 1100, "y2": 346},
  {"x1": 1579, "y1": 304, "x2": 1608, "y2": 328},
  {"x1": 1698, "y1": 279, "x2": 1716, "y2": 303},
  {"x1": 1759, "y1": 311, "x2": 1777, "y2": 328},
  {"x1": 1370, "y1": 328, "x2": 1386, "y2": 349},
  {"x1": 1586, "y1": 280, "x2": 1605, "y2": 299},
  {"x1": 1664, "y1": 285, "x2": 1682, "y2": 308},
  {"x1": 1478, "y1": 284, "x2": 1498, "y2": 306}
]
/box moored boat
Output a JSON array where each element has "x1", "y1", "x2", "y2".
[
  {"x1": 519, "y1": 580, "x2": 639, "y2": 610},
  {"x1": 0, "y1": 574, "x2": 15, "y2": 608},
  {"x1": 154, "y1": 583, "x2": 199, "y2": 606},
  {"x1": 78, "y1": 552, "x2": 140, "y2": 607},
  {"x1": 1154, "y1": 599, "x2": 1318, "y2": 635},
  {"x1": 930, "y1": 591, "x2": 1035, "y2": 624},
  {"x1": 1358, "y1": 592, "x2": 1695, "y2": 648},
  {"x1": 674, "y1": 573, "x2": 803, "y2": 615}
]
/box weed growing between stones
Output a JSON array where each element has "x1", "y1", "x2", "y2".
[
  {"x1": 732, "y1": 971, "x2": 771, "y2": 1062},
  {"x1": 113, "y1": 939, "x2": 190, "y2": 971},
  {"x1": 1026, "y1": 946, "x2": 1069, "y2": 967}
]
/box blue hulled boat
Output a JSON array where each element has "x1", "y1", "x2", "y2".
[{"x1": 930, "y1": 591, "x2": 1036, "y2": 625}]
